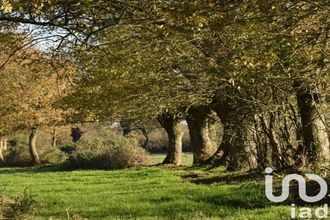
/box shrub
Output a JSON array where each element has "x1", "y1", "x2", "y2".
[
  {"x1": 67, "y1": 134, "x2": 151, "y2": 169},
  {"x1": 41, "y1": 147, "x2": 68, "y2": 164},
  {"x1": 3, "y1": 136, "x2": 67, "y2": 167},
  {"x1": 2, "y1": 188, "x2": 39, "y2": 220},
  {"x1": 4, "y1": 137, "x2": 32, "y2": 167}
]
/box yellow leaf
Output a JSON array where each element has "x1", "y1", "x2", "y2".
[{"x1": 1, "y1": 2, "x2": 13, "y2": 13}]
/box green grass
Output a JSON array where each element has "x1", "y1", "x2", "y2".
[
  {"x1": 0, "y1": 154, "x2": 291, "y2": 219},
  {"x1": 151, "y1": 152, "x2": 193, "y2": 165}
]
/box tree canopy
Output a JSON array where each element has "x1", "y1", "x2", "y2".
[{"x1": 0, "y1": 0, "x2": 329, "y2": 169}]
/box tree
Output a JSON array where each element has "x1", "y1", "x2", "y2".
[
  {"x1": 1, "y1": 0, "x2": 329, "y2": 171},
  {"x1": 236, "y1": 0, "x2": 330, "y2": 169},
  {"x1": 0, "y1": 32, "x2": 71, "y2": 165}
]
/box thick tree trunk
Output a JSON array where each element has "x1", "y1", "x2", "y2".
[
  {"x1": 203, "y1": 123, "x2": 256, "y2": 171},
  {"x1": 201, "y1": 124, "x2": 231, "y2": 167},
  {"x1": 221, "y1": 125, "x2": 239, "y2": 170},
  {"x1": 29, "y1": 127, "x2": 40, "y2": 165},
  {"x1": 296, "y1": 91, "x2": 330, "y2": 167},
  {"x1": 225, "y1": 125, "x2": 254, "y2": 171},
  {"x1": 204, "y1": 100, "x2": 258, "y2": 171},
  {"x1": 186, "y1": 106, "x2": 214, "y2": 164},
  {"x1": 158, "y1": 114, "x2": 183, "y2": 165}
]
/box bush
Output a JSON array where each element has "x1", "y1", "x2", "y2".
[
  {"x1": 2, "y1": 187, "x2": 39, "y2": 220},
  {"x1": 41, "y1": 147, "x2": 68, "y2": 164},
  {"x1": 67, "y1": 135, "x2": 151, "y2": 169},
  {"x1": 3, "y1": 136, "x2": 67, "y2": 167},
  {"x1": 4, "y1": 137, "x2": 32, "y2": 167}
]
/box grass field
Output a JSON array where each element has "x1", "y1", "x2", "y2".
[
  {"x1": 0, "y1": 154, "x2": 291, "y2": 219},
  {"x1": 150, "y1": 153, "x2": 193, "y2": 165}
]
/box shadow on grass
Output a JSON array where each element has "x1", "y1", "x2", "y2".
[
  {"x1": 184, "y1": 169, "x2": 330, "y2": 207},
  {"x1": 183, "y1": 170, "x2": 264, "y2": 185},
  {"x1": 193, "y1": 179, "x2": 271, "y2": 209},
  {"x1": 0, "y1": 165, "x2": 76, "y2": 174},
  {"x1": 281, "y1": 180, "x2": 330, "y2": 206},
  {"x1": 144, "y1": 181, "x2": 270, "y2": 210}
]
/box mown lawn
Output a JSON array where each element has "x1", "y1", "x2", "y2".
[{"x1": 0, "y1": 154, "x2": 291, "y2": 219}]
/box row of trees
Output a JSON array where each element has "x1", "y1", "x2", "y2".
[{"x1": 0, "y1": 0, "x2": 329, "y2": 171}]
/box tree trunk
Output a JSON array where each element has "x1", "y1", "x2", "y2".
[
  {"x1": 204, "y1": 100, "x2": 258, "y2": 171},
  {"x1": 243, "y1": 124, "x2": 258, "y2": 169},
  {"x1": 222, "y1": 123, "x2": 259, "y2": 171},
  {"x1": 158, "y1": 113, "x2": 183, "y2": 165},
  {"x1": 203, "y1": 123, "x2": 255, "y2": 171},
  {"x1": 296, "y1": 91, "x2": 330, "y2": 167},
  {"x1": 253, "y1": 115, "x2": 272, "y2": 168},
  {"x1": 220, "y1": 125, "x2": 238, "y2": 169},
  {"x1": 51, "y1": 127, "x2": 57, "y2": 148},
  {"x1": 71, "y1": 127, "x2": 83, "y2": 143},
  {"x1": 29, "y1": 127, "x2": 40, "y2": 165},
  {"x1": 186, "y1": 106, "x2": 214, "y2": 164},
  {"x1": 139, "y1": 128, "x2": 149, "y2": 149},
  {"x1": 201, "y1": 123, "x2": 231, "y2": 167},
  {"x1": 0, "y1": 139, "x2": 4, "y2": 164},
  {"x1": 121, "y1": 121, "x2": 132, "y2": 137},
  {"x1": 259, "y1": 114, "x2": 283, "y2": 168}
]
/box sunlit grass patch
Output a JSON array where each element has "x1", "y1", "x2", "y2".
[{"x1": 0, "y1": 163, "x2": 294, "y2": 219}]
